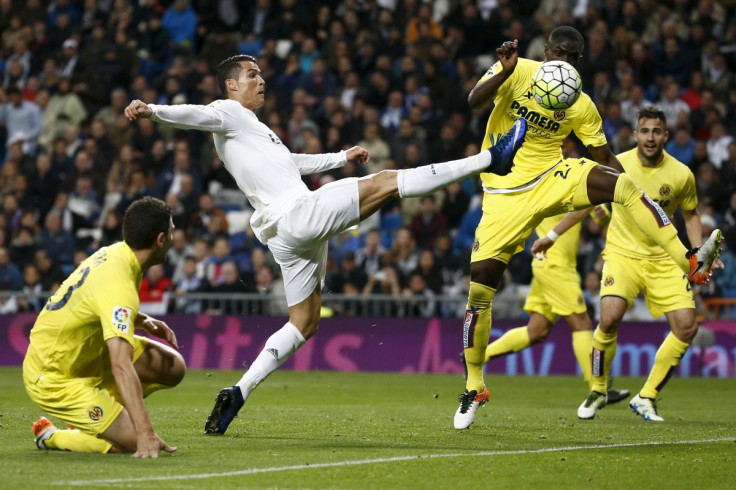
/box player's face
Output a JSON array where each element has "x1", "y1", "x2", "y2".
[
  {"x1": 545, "y1": 39, "x2": 582, "y2": 67},
  {"x1": 153, "y1": 218, "x2": 175, "y2": 264},
  {"x1": 230, "y1": 61, "x2": 265, "y2": 110},
  {"x1": 634, "y1": 116, "x2": 669, "y2": 165}
]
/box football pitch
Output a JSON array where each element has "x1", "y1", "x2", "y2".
[{"x1": 1, "y1": 367, "x2": 734, "y2": 489}]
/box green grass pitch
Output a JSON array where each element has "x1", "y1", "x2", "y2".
[{"x1": 1, "y1": 367, "x2": 735, "y2": 488}]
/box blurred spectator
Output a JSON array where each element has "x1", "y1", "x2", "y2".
[
  {"x1": 139, "y1": 13, "x2": 170, "y2": 81},
  {"x1": 610, "y1": 122, "x2": 636, "y2": 155},
  {"x1": 28, "y1": 153, "x2": 60, "y2": 216},
  {"x1": 139, "y1": 263, "x2": 171, "y2": 304},
  {"x1": 410, "y1": 194, "x2": 447, "y2": 249},
  {"x1": 251, "y1": 264, "x2": 288, "y2": 316},
  {"x1": 704, "y1": 52, "x2": 733, "y2": 101},
  {"x1": 362, "y1": 261, "x2": 401, "y2": 316},
  {"x1": 706, "y1": 122, "x2": 734, "y2": 170},
  {"x1": 204, "y1": 235, "x2": 232, "y2": 286},
  {"x1": 38, "y1": 211, "x2": 75, "y2": 268},
  {"x1": 165, "y1": 228, "x2": 192, "y2": 281},
  {"x1": 189, "y1": 193, "x2": 227, "y2": 238},
  {"x1": 59, "y1": 38, "x2": 79, "y2": 78},
  {"x1": 657, "y1": 81, "x2": 690, "y2": 129},
  {"x1": 68, "y1": 174, "x2": 101, "y2": 230},
  {"x1": 17, "y1": 263, "x2": 42, "y2": 311},
  {"x1": 665, "y1": 127, "x2": 696, "y2": 167},
  {"x1": 0, "y1": 86, "x2": 43, "y2": 156},
  {"x1": 174, "y1": 255, "x2": 205, "y2": 313},
  {"x1": 325, "y1": 250, "x2": 367, "y2": 295},
  {"x1": 9, "y1": 226, "x2": 37, "y2": 269},
  {"x1": 162, "y1": 0, "x2": 197, "y2": 50},
  {"x1": 33, "y1": 248, "x2": 65, "y2": 292},
  {"x1": 98, "y1": 208, "x2": 123, "y2": 248},
  {"x1": 355, "y1": 228, "x2": 385, "y2": 276},
  {"x1": 0, "y1": 245, "x2": 22, "y2": 290}
]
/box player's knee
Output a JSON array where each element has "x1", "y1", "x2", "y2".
[
  {"x1": 675, "y1": 321, "x2": 698, "y2": 343},
  {"x1": 598, "y1": 311, "x2": 621, "y2": 332},
  {"x1": 529, "y1": 328, "x2": 551, "y2": 344},
  {"x1": 169, "y1": 351, "x2": 187, "y2": 386}
]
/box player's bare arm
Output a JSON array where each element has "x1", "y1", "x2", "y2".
[
  {"x1": 588, "y1": 144, "x2": 625, "y2": 173},
  {"x1": 106, "y1": 337, "x2": 176, "y2": 458},
  {"x1": 531, "y1": 207, "x2": 598, "y2": 258},
  {"x1": 124, "y1": 100, "x2": 153, "y2": 120},
  {"x1": 136, "y1": 312, "x2": 179, "y2": 350},
  {"x1": 468, "y1": 39, "x2": 519, "y2": 109}
]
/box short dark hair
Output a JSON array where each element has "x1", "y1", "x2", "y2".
[
  {"x1": 216, "y1": 54, "x2": 257, "y2": 97},
  {"x1": 636, "y1": 106, "x2": 667, "y2": 130},
  {"x1": 123, "y1": 197, "x2": 171, "y2": 249},
  {"x1": 548, "y1": 26, "x2": 585, "y2": 53}
]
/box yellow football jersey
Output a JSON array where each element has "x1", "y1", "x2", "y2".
[
  {"x1": 534, "y1": 214, "x2": 581, "y2": 269},
  {"x1": 24, "y1": 242, "x2": 143, "y2": 381},
  {"x1": 477, "y1": 58, "x2": 607, "y2": 189},
  {"x1": 606, "y1": 149, "x2": 697, "y2": 260}
]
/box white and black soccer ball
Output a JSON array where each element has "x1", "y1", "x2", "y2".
[{"x1": 531, "y1": 60, "x2": 582, "y2": 111}]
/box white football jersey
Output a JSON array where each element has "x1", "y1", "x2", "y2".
[{"x1": 149, "y1": 99, "x2": 346, "y2": 242}]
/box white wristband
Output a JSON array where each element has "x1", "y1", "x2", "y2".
[{"x1": 546, "y1": 230, "x2": 560, "y2": 242}]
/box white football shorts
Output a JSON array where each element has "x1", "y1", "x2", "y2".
[{"x1": 268, "y1": 177, "x2": 360, "y2": 306}]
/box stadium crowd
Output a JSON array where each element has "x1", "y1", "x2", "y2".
[{"x1": 0, "y1": 0, "x2": 735, "y2": 318}]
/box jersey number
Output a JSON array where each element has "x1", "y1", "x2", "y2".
[
  {"x1": 554, "y1": 167, "x2": 571, "y2": 179},
  {"x1": 45, "y1": 267, "x2": 90, "y2": 311}
]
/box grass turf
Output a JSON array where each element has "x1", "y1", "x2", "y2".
[{"x1": 1, "y1": 366, "x2": 734, "y2": 488}]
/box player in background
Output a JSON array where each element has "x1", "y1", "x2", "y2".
[
  {"x1": 24, "y1": 197, "x2": 185, "y2": 457},
  {"x1": 124, "y1": 54, "x2": 528, "y2": 435},
  {"x1": 534, "y1": 107, "x2": 722, "y2": 421},
  {"x1": 455, "y1": 26, "x2": 721, "y2": 430},
  {"x1": 483, "y1": 208, "x2": 631, "y2": 408}
]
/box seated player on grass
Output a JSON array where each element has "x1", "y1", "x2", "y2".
[{"x1": 24, "y1": 197, "x2": 186, "y2": 457}]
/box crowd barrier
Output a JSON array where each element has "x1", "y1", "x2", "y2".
[{"x1": 2, "y1": 314, "x2": 735, "y2": 378}]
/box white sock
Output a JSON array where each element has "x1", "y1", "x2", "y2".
[
  {"x1": 235, "y1": 322, "x2": 306, "y2": 398},
  {"x1": 397, "y1": 152, "x2": 490, "y2": 197}
]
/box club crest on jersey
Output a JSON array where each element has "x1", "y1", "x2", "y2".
[
  {"x1": 604, "y1": 276, "x2": 615, "y2": 287},
  {"x1": 112, "y1": 306, "x2": 132, "y2": 333},
  {"x1": 659, "y1": 185, "x2": 672, "y2": 198},
  {"x1": 472, "y1": 240, "x2": 480, "y2": 253},
  {"x1": 553, "y1": 110, "x2": 566, "y2": 121},
  {"x1": 89, "y1": 406, "x2": 104, "y2": 421}
]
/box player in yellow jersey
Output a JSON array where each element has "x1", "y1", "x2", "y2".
[
  {"x1": 454, "y1": 26, "x2": 722, "y2": 429},
  {"x1": 570, "y1": 107, "x2": 720, "y2": 420},
  {"x1": 23, "y1": 197, "x2": 186, "y2": 457},
  {"x1": 483, "y1": 209, "x2": 630, "y2": 407}
]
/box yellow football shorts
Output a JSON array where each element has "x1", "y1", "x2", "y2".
[
  {"x1": 24, "y1": 336, "x2": 149, "y2": 436},
  {"x1": 600, "y1": 251, "x2": 694, "y2": 317},
  {"x1": 473, "y1": 158, "x2": 596, "y2": 263},
  {"x1": 524, "y1": 261, "x2": 588, "y2": 323}
]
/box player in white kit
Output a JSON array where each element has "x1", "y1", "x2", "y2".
[{"x1": 124, "y1": 54, "x2": 528, "y2": 435}]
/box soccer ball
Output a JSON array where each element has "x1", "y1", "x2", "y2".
[{"x1": 531, "y1": 60, "x2": 582, "y2": 111}]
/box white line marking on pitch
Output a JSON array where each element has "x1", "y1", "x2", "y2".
[{"x1": 55, "y1": 437, "x2": 734, "y2": 486}]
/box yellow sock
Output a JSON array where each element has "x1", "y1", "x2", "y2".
[
  {"x1": 614, "y1": 173, "x2": 689, "y2": 272},
  {"x1": 640, "y1": 332, "x2": 689, "y2": 398},
  {"x1": 45, "y1": 429, "x2": 113, "y2": 453},
  {"x1": 485, "y1": 326, "x2": 530, "y2": 362},
  {"x1": 463, "y1": 281, "x2": 495, "y2": 393},
  {"x1": 591, "y1": 326, "x2": 616, "y2": 394},
  {"x1": 572, "y1": 330, "x2": 593, "y2": 389}
]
